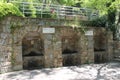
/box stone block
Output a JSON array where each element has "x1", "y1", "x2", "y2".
[
  {"x1": 0, "y1": 62, "x2": 12, "y2": 73},
  {"x1": 88, "y1": 42, "x2": 94, "y2": 49},
  {"x1": 0, "y1": 66, "x2": 12, "y2": 73},
  {"x1": 0, "y1": 39, "x2": 4, "y2": 45},
  {"x1": 1, "y1": 33, "x2": 8, "y2": 39}
]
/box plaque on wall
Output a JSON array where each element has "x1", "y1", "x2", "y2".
[
  {"x1": 42, "y1": 28, "x2": 55, "y2": 33},
  {"x1": 85, "y1": 30, "x2": 93, "y2": 36}
]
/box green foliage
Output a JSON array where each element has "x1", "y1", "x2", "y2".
[
  {"x1": 16, "y1": 0, "x2": 36, "y2": 17},
  {"x1": 36, "y1": 7, "x2": 57, "y2": 18},
  {"x1": 81, "y1": 0, "x2": 115, "y2": 16},
  {"x1": 36, "y1": 10, "x2": 55, "y2": 18},
  {"x1": 23, "y1": 4, "x2": 36, "y2": 17},
  {"x1": 0, "y1": 2, "x2": 23, "y2": 19},
  {"x1": 0, "y1": 0, "x2": 7, "y2": 3},
  {"x1": 80, "y1": 16, "x2": 107, "y2": 27},
  {"x1": 11, "y1": 33, "x2": 16, "y2": 67},
  {"x1": 57, "y1": 0, "x2": 80, "y2": 6},
  {"x1": 36, "y1": 11, "x2": 52, "y2": 18},
  {"x1": 80, "y1": 0, "x2": 120, "y2": 23},
  {"x1": 107, "y1": 8, "x2": 116, "y2": 24},
  {"x1": 10, "y1": 50, "x2": 16, "y2": 66}
]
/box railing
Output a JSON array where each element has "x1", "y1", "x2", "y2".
[{"x1": 9, "y1": 1, "x2": 99, "y2": 20}]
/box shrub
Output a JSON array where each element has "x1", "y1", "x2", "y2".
[
  {"x1": 0, "y1": 2, "x2": 23, "y2": 19},
  {"x1": 80, "y1": 15, "x2": 107, "y2": 27}
]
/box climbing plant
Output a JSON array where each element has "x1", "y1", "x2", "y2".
[{"x1": 10, "y1": 23, "x2": 16, "y2": 67}]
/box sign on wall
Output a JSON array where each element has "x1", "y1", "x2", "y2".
[
  {"x1": 85, "y1": 30, "x2": 93, "y2": 36},
  {"x1": 42, "y1": 28, "x2": 55, "y2": 33}
]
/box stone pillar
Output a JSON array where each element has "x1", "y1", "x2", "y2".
[
  {"x1": 11, "y1": 32, "x2": 23, "y2": 71},
  {"x1": 0, "y1": 45, "x2": 12, "y2": 73},
  {"x1": 80, "y1": 29, "x2": 94, "y2": 64},
  {"x1": 106, "y1": 31, "x2": 113, "y2": 61},
  {"x1": 0, "y1": 33, "x2": 12, "y2": 73},
  {"x1": 12, "y1": 45, "x2": 23, "y2": 71},
  {"x1": 86, "y1": 31, "x2": 94, "y2": 63},
  {"x1": 53, "y1": 33, "x2": 62, "y2": 67},
  {"x1": 44, "y1": 28, "x2": 62, "y2": 68},
  {"x1": 80, "y1": 34, "x2": 88, "y2": 64},
  {"x1": 77, "y1": 32, "x2": 81, "y2": 64},
  {"x1": 114, "y1": 41, "x2": 120, "y2": 58},
  {"x1": 44, "y1": 34, "x2": 54, "y2": 68}
]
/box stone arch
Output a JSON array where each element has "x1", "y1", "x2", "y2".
[
  {"x1": 22, "y1": 31, "x2": 44, "y2": 69},
  {"x1": 94, "y1": 28, "x2": 107, "y2": 63},
  {"x1": 12, "y1": 25, "x2": 43, "y2": 70},
  {"x1": 22, "y1": 31, "x2": 44, "y2": 56}
]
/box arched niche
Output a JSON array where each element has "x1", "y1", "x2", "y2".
[
  {"x1": 22, "y1": 31, "x2": 44, "y2": 69},
  {"x1": 94, "y1": 28, "x2": 107, "y2": 63},
  {"x1": 61, "y1": 28, "x2": 80, "y2": 66},
  {"x1": 61, "y1": 28, "x2": 79, "y2": 54}
]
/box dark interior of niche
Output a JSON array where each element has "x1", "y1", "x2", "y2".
[
  {"x1": 62, "y1": 49, "x2": 78, "y2": 54},
  {"x1": 24, "y1": 51, "x2": 43, "y2": 56},
  {"x1": 63, "y1": 56, "x2": 76, "y2": 66},
  {"x1": 94, "y1": 53, "x2": 106, "y2": 64},
  {"x1": 25, "y1": 59, "x2": 44, "y2": 70},
  {"x1": 94, "y1": 48, "x2": 106, "y2": 51}
]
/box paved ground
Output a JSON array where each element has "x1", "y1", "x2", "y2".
[{"x1": 0, "y1": 62, "x2": 120, "y2": 80}]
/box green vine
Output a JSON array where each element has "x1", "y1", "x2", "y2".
[
  {"x1": 10, "y1": 35, "x2": 15, "y2": 67},
  {"x1": 10, "y1": 22, "x2": 22, "y2": 33},
  {"x1": 10, "y1": 23, "x2": 15, "y2": 34}
]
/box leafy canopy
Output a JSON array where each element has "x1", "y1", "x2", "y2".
[
  {"x1": 81, "y1": 0, "x2": 120, "y2": 16},
  {"x1": 0, "y1": 2, "x2": 23, "y2": 18}
]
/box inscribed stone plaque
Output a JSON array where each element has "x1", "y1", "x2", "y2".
[
  {"x1": 85, "y1": 30, "x2": 93, "y2": 36},
  {"x1": 43, "y1": 28, "x2": 55, "y2": 33}
]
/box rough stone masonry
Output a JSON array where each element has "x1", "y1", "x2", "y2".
[{"x1": 0, "y1": 16, "x2": 113, "y2": 73}]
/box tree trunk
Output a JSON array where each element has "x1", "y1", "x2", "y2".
[{"x1": 115, "y1": 6, "x2": 120, "y2": 40}]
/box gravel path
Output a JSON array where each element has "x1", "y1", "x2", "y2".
[{"x1": 0, "y1": 62, "x2": 120, "y2": 80}]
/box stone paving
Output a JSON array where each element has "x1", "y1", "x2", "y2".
[{"x1": 0, "y1": 62, "x2": 120, "y2": 80}]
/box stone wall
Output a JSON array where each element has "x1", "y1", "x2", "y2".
[
  {"x1": 0, "y1": 17, "x2": 12, "y2": 73},
  {"x1": 112, "y1": 39, "x2": 120, "y2": 61},
  {"x1": 113, "y1": 41, "x2": 120, "y2": 59},
  {"x1": 93, "y1": 28, "x2": 113, "y2": 63},
  {"x1": 94, "y1": 27, "x2": 113, "y2": 63},
  {"x1": 0, "y1": 16, "x2": 64, "y2": 73},
  {"x1": 86, "y1": 29, "x2": 94, "y2": 63},
  {"x1": 106, "y1": 31, "x2": 113, "y2": 61},
  {"x1": 80, "y1": 28, "x2": 94, "y2": 64},
  {"x1": 93, "y1": 28, "x2": 107, "y2": 63},
  {"x1": 60, "y1": 27, "x2": 81, "y2": 66},
  {"x1": 0, "y1": 16, "x2": 113, "y2": 73},
  {"x1": 22, "y1": 32, "x2": 44, "y2": 69}
]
